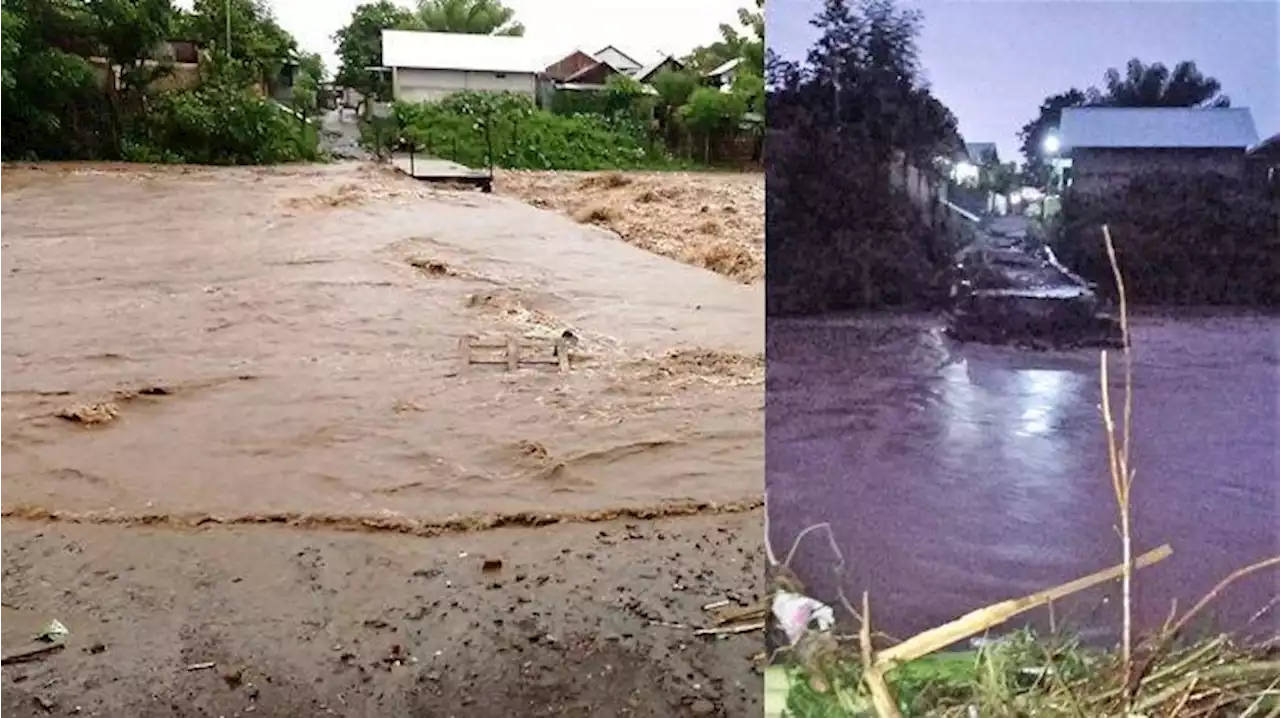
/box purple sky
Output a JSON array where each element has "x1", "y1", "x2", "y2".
[{"x1": 768, "y1": 0, "x2": 1279, "y2": 164}]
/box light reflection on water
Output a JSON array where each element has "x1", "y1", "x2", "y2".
[{"x1": 766, "y1": 313, "x2": 1279, "y2": 640}]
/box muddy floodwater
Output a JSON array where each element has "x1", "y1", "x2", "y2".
[
  {"x1": 2, "y1": 163, "x2": 763, "y2": 524},
  {"x1": 2, "y1": 163, "x2": 764, "y2": 717},
  {"x1": 767, "y1": 314, "x2": 1278, "y2": 641}
]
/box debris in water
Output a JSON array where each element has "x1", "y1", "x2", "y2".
[
  {"x1": 55, "y1": 403, "x2": 120, "y2": 425},
  {"x1": 36, "y1": 619, "x2": 69, "y2": 643}
]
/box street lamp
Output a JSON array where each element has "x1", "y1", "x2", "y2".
[{"x1": 1041, "y1": 133, "x2": 1061, "y2": 219}]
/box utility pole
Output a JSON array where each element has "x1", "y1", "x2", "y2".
[{"x1": 225, "y1": 0, "x2": 232, "y2": 58}]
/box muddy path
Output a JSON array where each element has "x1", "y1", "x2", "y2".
[
  {"x1": 1, "y1": 513, "x2": 763, "y2": 718},
  {"x1": 1, "y1": 162, "x2": 765, "y2": 716},
  {"x1": 767, "y1": 313, "x2": 1278, "y2": 642}
]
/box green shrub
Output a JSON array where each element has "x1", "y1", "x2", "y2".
[
  {"x1": 125, "y1": 77, "x2": 321, "y2": 165},
  {"x1": 385, "y1": 90, "x2": 679, "y2": 170},
  {"x1": 1054, "y1": 173, "x2": 1279, "y2": 306}
]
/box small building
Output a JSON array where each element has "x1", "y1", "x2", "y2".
[
  {"x1": 592, "y1": 45, "x2": 643, "y2": 74},
  {"x1": 544, "y1": 49, "x2": 599, "y2": 82},
  {"x1": 1057, "y1": 107, "x2": 1260, "y2": 194},
  {"x1": 632, "y1": 55, "x2": 685, "y2": 83},
  {"x1": 380, "y1": 29, "x2": 547, "y2": 103},
  {"x1": 704, "y1": 57, "x2": 742, "y2": 91}
]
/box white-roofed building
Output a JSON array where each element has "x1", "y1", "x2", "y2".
[
  {"x1": 1057, "y1": 107, "x2": 1260, "y2": 194},
  {"x1": 381, "y1": 29, "x2": 556, "y2": 104}
]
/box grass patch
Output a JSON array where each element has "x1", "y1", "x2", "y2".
[{"x1": 765, "y1": 226, "x2": 1280, "y2": 717}]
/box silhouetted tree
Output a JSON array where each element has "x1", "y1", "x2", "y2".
[{"x1": 767, "y1": 0, "x2": 960, "y2": 315}]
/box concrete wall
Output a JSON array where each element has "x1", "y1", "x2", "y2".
[
  {"x1": 1070, "y1": 147, "x2": 1247, "y2": 194},
  {"x1": 392, "y1": 67, "x2": 537, "y2": 103},
  {"x1": 89, "y1": 58, "x2": 203, "y2": 93}
]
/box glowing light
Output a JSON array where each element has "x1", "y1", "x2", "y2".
[{"x1": 1043, "y1": 134, "x2": 1061, "y2": 155}]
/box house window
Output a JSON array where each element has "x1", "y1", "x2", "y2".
[{"x1": 494, "y1": 72, "x2": 507, "y2": 78}]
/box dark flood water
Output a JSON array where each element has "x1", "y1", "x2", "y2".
[{"x1": 767, "y1": 313, "x2": 1279, "y2": 642}]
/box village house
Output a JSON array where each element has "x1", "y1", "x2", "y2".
[
  {"x1": 1056, "y1": 106, "x2": 1260, "y2": 194},
  {"x1": 380, "y1": 29, "x2": 550, "y2": 104},
  {"x1": 591, "y1": 45, "x2": 643, "y2": 74},
  {"x1": 704, "y1": 57, "x2": 741, "y2": 91}
]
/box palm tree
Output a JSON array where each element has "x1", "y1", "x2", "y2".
[
  {"x1": 414, "y1": 0, "x2": 524, "y2": 36},
  {"x1": 1095, "y1": 59, "x2": 1230, "y2": 108}
]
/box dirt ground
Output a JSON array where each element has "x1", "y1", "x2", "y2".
[
  {"x1": 496, "y1": 171, "x2": 764, "y2": 284},
  {"x1": 0, "y1": 162, "x2": 764, "y2": 717}
]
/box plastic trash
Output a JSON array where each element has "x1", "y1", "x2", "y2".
[
  {"x1": 36, "y1": 619, "x2": 69, "y2": 643},
  {"x1": 771, "y1": 590, "x2": 835, "y2": 646}
]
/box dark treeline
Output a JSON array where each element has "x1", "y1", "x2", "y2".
[{"x1": 766, "y1": 0, "x2": 961, "y2": 315}]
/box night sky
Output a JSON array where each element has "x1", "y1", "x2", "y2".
[{"x1": 768, "y1": 0, "x2": 1280, "y2": 164}]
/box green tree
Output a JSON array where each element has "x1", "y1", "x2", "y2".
[
  {"x1": 1, "y1": 0, "x2": 103, "y2": 159},
  {"x1": 332, "y1": 0, "x2": 417, "y2": 99},
  {"x1": 603, "y1": 74, "x2": 651, "y2": 119},
  {"x1": 1097, "y1": 58, "x2": 1229, "y2": 108},
  {"x1": 414, "y1": 0, "x2": 523, "y2": 35},
  {"x1": 1017, "y1": 89, "x2": 1087, "y2": 185},
  {"x1": 651, "y1": 69, "x2": 697, "y2": 110},
  {"x1": 680, "y1": 86, "x2": 746, "y2": 162},
  {"x1": 180, "y1": 0, "x2": 296, "y2": 81},
  {"x1": 685, "y1": 0, "x2": 763, "y2": 76},
  {"x1": 292, "y1": 51, "x2": 325, "y2": 117},
  {"x1": 86, "y1": 0, "x2": 177, "y2": 152}
]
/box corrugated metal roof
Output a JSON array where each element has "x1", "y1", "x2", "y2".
[
  {"x1": 381, "y1": 30, "x2": 551, "y2": 74},
  {"x1": 1060, "y1": 107, "x2": 1259, "y2": 150},
  {"x1": 705, "y1": 57, "x2": 742, "y2": 78},
  {"x1": 632, "y1": 56, "x2": 681, "y2": 82}
]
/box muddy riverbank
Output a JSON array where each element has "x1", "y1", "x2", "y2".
[{"x1": 767, "y1": 312, "x2": 1278, "y2": 642}]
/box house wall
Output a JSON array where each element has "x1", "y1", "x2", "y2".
[
  {"x1": 392, "y1": 67, "x2": 537, "y2": 103},
  {"x1": 1069, "y1": 147, "x2": 1247, "y2": 194}
]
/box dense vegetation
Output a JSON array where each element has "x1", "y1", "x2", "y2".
[
  {"x1": 1054, "y1": 174, "x2": 1279, "y2": 307},
  {"x1": 376, "y1": 90, "x2": 683, "y2": 170},
  {"x1": 766, "y1": 0, "x2": 962, "y2": 315},
  {"x1": 337, "y1": 0, "x2": 763, "y2": 169},
  {"x1": 1, "y1": 0, "x2": 324, "y2": 164}
]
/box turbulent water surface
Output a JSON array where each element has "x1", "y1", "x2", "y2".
[{"x1": 767, "y1": 313, "x2": 1278, "y2": 640}]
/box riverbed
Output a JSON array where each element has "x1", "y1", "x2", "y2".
[{"x1": 767, "y1": 313, "x2": 1278, "y2": 641}]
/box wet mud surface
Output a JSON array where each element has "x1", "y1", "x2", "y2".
[
  {"x1": 1, "y1": 514, "x2": 762, "y2": 718},
  {"x1": 1, "y1": 162, "x2": 764, "y2": 716},
  {"x1": 767, "y1": 313, "x2": 1278, "y2": 642}
]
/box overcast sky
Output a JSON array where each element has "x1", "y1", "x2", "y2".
[
  {"x1": 199, "y1": 0, "x2": 748, "y2": 78},
  {"x1": 768, "y1": 0, "x2": 1280, "y2": 163}
]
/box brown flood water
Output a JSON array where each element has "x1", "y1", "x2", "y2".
[
  {"x1": 767, "y1": 314, "x2": 1279, "y2": 642},
  {"x1": 1, "y1": 163, "x2": 763, "y2": 524}
]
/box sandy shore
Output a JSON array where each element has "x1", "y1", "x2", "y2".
[{"x1": 1, "y1": 162, "x2": 765, "y2": 716}]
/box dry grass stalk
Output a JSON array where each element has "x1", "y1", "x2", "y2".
[
  {"x1": 860, "y1": 592, "x2": 905, "y2": 718},
  {"x1": 873, "y1": 544, "x2": 1172, "y2": 669},
  {"x1": 1099, "y1": 224, "x2": 1137, "y2": 704}
]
